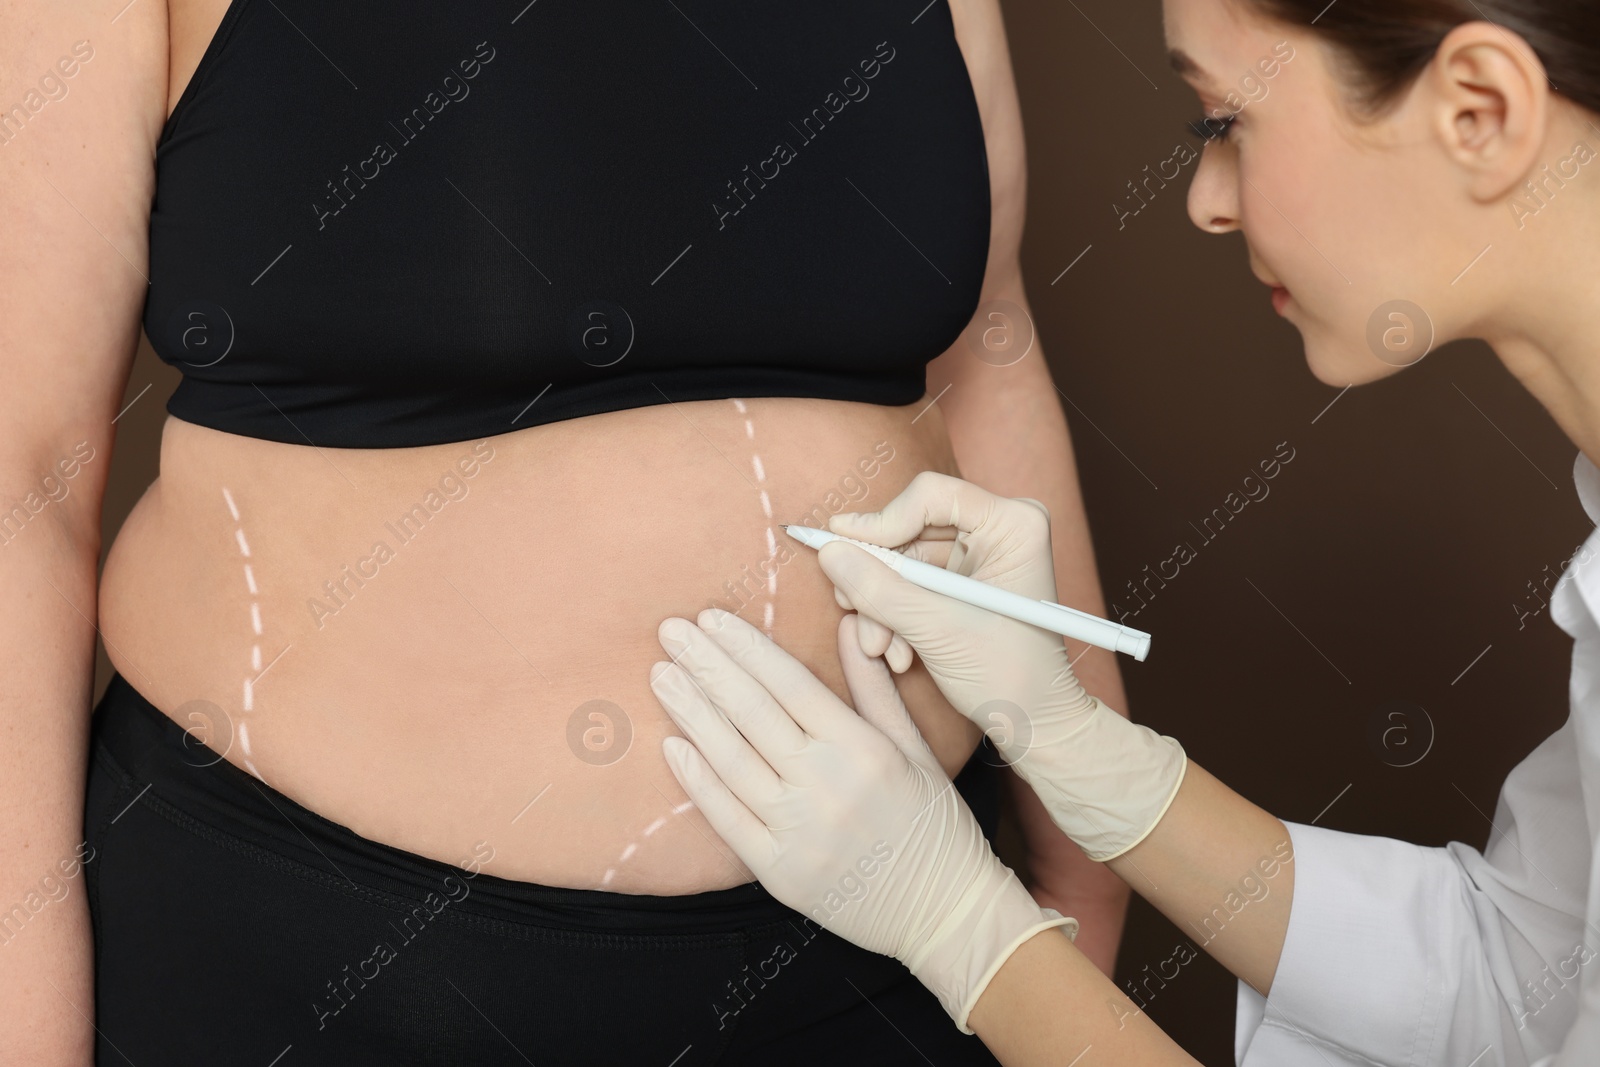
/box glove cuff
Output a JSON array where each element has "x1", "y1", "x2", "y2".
[
  {"x1": 1019, "y1": 699, "x2": 1189, "y2": 861},
  {"x1": 903, "y1": 856, "x2": 1077, "y2": 1035},
  {"x1": 1094, "y1": 734, "x2": 1188, "y2": 861},
  {"x1": 956, "y1": 907, "x2": 1078, "y2": 1034}
]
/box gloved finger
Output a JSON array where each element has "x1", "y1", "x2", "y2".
[
  {"x1": 661, "y1": 736, "x2": 774, "y2": 870},
  {"x1": 895, "y1": 537, "x2": 957, "y2": 570},
  {"x1": 692, "y1": 609, "x2": 852, "y2": 743},
  {"x1": 829, "y1": 471, "x2": 1008, "y2": 548},
  {"x1": 1011, "y1": 496, "x2": 1051, "y2": 521},
  {"x1": 837, "y1": 615, "x2": 942, "y2": 775},
  {"x1": 816, "y1": 541, "x2": 955, "y2": 640},
  {"x1": 659, "y1": 617, "x2": 812, "y2": 766},
  {"x1": 855, "y1": 614, "x2": 895, "y2": 659},
  {"x1": 649, "y1": 660, "x2": 786, "y2": 811},
  {"x1": 885, "y1": 634, "x2": 915, "y2": 674}
]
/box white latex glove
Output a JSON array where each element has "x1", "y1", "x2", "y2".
[
  {"x1": 819, "y1": 471, "x2": 1187, "y2": 862},
  {"x1": 650, "y1": 609, "x2": 1076, "y2": 1033}
]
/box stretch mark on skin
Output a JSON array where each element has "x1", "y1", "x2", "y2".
[{"x1": 223, "y1": 487, "x2": 267, "y2": 781}]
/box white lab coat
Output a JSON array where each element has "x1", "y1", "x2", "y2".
[{"x1": 1234, "y1": 452, "x2": 1600, "y2": 1066}]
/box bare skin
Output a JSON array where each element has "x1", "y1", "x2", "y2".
[
  {"x1": 0, "y1": 0, "x2": 1128, "y2": 1059},
  {"x1": 101, "y1": 400, "x2": 977, "y2": 892}
]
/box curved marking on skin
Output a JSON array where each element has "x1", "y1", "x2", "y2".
[
  {"x1": 597, "y1": 800, "x2": 703, "y2": 887},
  {"x1": 726, "y1": 399, "x2": 782, "y2": 638},
  {"x1": 601, "y1": 398, "x2": 779, "y2": 888},
  {"x1": 225, "y1": 489, "x2": 269, "y2": 780}
]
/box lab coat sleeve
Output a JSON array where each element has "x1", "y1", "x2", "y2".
[{"x1": 1235, "y1": 719, "x2": 1597, "y2": 1067}]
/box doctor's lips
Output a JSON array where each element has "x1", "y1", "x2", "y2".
[{"x1": 1252, "y1": 268, "x2": 1292, "y2": 316}]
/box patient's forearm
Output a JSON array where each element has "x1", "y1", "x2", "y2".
[
  {"x1": 930, "y1": 290, "x2": 1134, "y2": 976},
  {"x1": 1107, "y1": 763, "x2": 1294, "y2": 996}
]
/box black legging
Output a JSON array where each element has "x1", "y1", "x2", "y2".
[{"x1": 84, "y1": 673, "x2": 1005, "y2": 1066}]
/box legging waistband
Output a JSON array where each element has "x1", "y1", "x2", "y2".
[
  {"x1": 88, "y1": 673, "x2": 793, "y2": 934},
  {"x1": 88, "y1": 672, "x2": 1000, "y2": 936}
]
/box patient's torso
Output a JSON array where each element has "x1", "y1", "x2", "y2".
[
  {"x1": 97, "y1": 0, "x2": 991, "y2": 893},
  {"x1": 148, "y1": 0, "x2": 989, "y2": 446}
]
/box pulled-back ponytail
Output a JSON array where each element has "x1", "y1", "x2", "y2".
[{"x1": 1246, "y1": 1, "x2": 1600, "y2": 117}]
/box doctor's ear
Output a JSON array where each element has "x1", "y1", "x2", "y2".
[{"x1": 1425, "y1": 22, "x2": 1549, "y2": 201}]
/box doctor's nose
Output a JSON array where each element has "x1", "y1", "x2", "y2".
[{"x1": 1187, "y1": 143, "x2": 1242, "y2": 235}]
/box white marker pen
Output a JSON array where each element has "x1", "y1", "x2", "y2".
[{"x1": 781, "y1": 524, "x2": 1152, "y2": 662}]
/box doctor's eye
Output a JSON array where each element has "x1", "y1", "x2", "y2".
[{"x1": 1187, "y1": 114, "x2": 1237, "y2": 143}]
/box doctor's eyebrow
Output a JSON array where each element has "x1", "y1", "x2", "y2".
[{"x1": 1168, "y1": 48, "x2": 1214, "y2": 85}]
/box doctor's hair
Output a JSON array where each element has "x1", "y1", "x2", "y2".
[{"x1": 1245, "y1": 0, "x2": 1600, "y2": 118}]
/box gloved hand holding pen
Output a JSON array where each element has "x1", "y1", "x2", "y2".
[
  {"x1": 818, "y1": 471, "x2": 1187, "y2": 862},
  {"x1": 649, "y1": 472, "x2": 1271, "y2": 1063}
]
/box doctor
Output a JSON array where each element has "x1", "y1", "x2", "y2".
[{"x1": 647, "y1": 0, "x2": 1600, "y2": 1063}]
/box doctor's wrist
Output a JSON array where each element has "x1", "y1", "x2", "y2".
[
  {"x1": 1011, "y1": 699, "x2": 1189, "y2": 862},
  {"x1": 902, "y1": 858, "x2": 1078, "y2": 1035}
]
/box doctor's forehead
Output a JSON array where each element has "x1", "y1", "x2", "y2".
[{"x1": 1164, "y1": 0, "x2": 1273, "y2": 86}]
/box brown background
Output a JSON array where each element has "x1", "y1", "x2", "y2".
[{"x1": 94, "y1": 2, "x2": 1592, "y2": 1061}]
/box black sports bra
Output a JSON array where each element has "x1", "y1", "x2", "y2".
[{"x1": 145, "y1": 1, "x2": 991, "y2": 448}]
